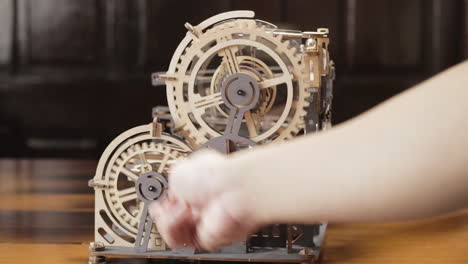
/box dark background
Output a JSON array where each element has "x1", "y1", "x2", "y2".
[{"x1": 0, "y1": 0, "x2": 466, "y2": 158}]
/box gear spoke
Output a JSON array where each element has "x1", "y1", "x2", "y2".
[
  {"x1": 120, "y1": 192, "x2": 138, "y2": 203},
  {"x1": 138, "y1": 153, "x2": 148, "y2": 165},
  {"x1": 244, "y1": 110, "x2": 258, "y2": 137},
  {"x1": 192, "y1": 92, "x2": 224, "y2": 113},
  {"x1": 121, "y1": 167, "x2": 139, "y2": 181},
  {"x1": 219, "y1": 46, "x2": 240, "y2": 74},
  {"x1": 119, "y1": 187, "x2": 136, "y2": 196},
  {"x1": 259, "y1": 74, "x2": 292, "y2": 89},
  {"x1": 157, "y1": 148, "x2": 171, "y2": 173},
  {"x1": 138, "y1": 153, "x2": 153, "y2": 173}
]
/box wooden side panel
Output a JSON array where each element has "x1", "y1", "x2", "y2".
[
  {"x1": 29, "y1": 0, "x2": 101, "y2": 63},
  {"x1": 0, "y1": 0, "x2": 13, "y2": 66}
]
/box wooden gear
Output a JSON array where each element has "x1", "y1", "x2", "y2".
[
  {"x1": 159, "y1": 13, "x2": 318, "y2": 147},
  {"x1": 89, "y1": 124, "x2": 191, "y2": 251},
  {"x1": 90, "y1": 10, "x2": 334, "y2": 264}
]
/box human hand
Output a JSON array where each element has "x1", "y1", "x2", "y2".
[{"x1": 149, "y1": 150, "x2": 260, "y2": 251}]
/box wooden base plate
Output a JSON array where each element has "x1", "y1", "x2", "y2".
[{"x1": 90, "y1": 246, "x2": 316, "y2": 264}]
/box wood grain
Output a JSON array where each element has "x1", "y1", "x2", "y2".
[
  {"x1": 324, "y1": 212, "x2": 468, "y2": 263},
  {"x1": 1, "y1": 158, "x2": 468, "y2": 263}
]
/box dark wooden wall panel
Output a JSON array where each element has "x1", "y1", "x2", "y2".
[
  {"x1": 0, "y1": 0, "x2": 13, "y2": 66},
  {"x1": 29, "y1": 0, "x2": 100, "y2": 63},
  {"x1": 425, "y1": 0, "x2": 462, "y2": 73},
  {"x1": 230, "y1": 0, "x2": 283, "y2": 23},
  {"x1": 145, "y1": 0, "x2": 231, "y2": 69},
  {"x1": 285, "y1": 0, "x2": 341, "y2": 67},
  {"x1": 103, "y1": 0, "x2": 146, "y2": 71},
  {"x1": 1, "y1": 81, "x2": 161, "y2": 133},
  {"x1": 113, "y1": 0, "x2": 144, "y2": 70},
  {"x1": 0, "y1": 0, "x2": 465, "y2": 157},
  {"x1": 465, "y1": 1, "x2": 468, "y2": 58},
  {"x1": 350, "y1": 0, "x2": 423, "y2": 71}
]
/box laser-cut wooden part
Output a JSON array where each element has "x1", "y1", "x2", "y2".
[
  {"x1": 91, "y1": 9, "x2": 334, "y2": 264},
  {"x1": 160, "y1": 11, "x2": 332, "y2": 148},
  {"x1": 91, "y1": 123, "x2": 191, "y2": 251},
  {"x1": 88, "y1": 247, "x2": 316, "y2": 264}
]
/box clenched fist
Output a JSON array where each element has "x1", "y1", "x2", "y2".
[{"x1": 149, "y1": 150, "x2": 260, "y2": 251}]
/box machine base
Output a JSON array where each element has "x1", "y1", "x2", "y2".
[{"x1": 89, "y1": 246, "x2": 319, "y2": 264}]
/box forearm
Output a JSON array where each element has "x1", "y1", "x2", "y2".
[{"x1": 233, "y1": 60, "x2": 468, "y2": 224}]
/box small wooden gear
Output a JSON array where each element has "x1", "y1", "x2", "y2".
[{"x1": 90, "y1": 123, "x2": 191, "y2": 251}]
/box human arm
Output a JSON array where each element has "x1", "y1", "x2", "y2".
[
  {"x1": 150, "y1": 60, "x2": 468, "y2": 250},
  {"x1": 237, "y1": 60, "x2": 468, "y2": 223}
]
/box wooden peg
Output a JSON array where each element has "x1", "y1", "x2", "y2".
[{"x1": 152, "y1": 117, "x2": 163, "y2": 138}]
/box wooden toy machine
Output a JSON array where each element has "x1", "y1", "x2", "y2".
[{"x1": 88, "y1": 10, "x2": 334, "y2": 264}]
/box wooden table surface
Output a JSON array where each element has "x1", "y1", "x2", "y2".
[{"x1": 1, "y1": 159, "x2": 467, "y2": 264}]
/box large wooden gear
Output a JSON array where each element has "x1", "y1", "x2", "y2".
[
  {"x1": 90, "y1": 10, "x2": 334, "y2": 264},
  {"x1": 160, "y1": 15, "x2": 314, "y2": 147}
]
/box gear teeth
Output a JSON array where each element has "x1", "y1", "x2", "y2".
[
  {"x1": 130, "y1": 218, "x2": 138, "y2": 227},
  {"x1": 274, "y1": 33, "x2": 283, "y2": 41},
  {"x1": 142, "y1": 142, "x2": 149, "y2": 150},
  {"x1": 168, "y1": 19, "x2": 313, "y2": 145},
  {"x1": 194, "y1": 135, "x2": 205, "y2": 146},
  {"x1": 246, "y1": 20, "x2": 256, "y2": 29},
  {"x1": 293, "y1": 52, "x2": 301, "y2": 62},
  {"x1": 134, "y1": 144, "x2": 141, "y2": 153},
  {"x1": 297, "y1": 119, "x2": 305, "y2": 127},
  {"x1": 115, "y1": 158, "x2": 124, "y2": 166},
  {"x1": 177, "y1": 125, "x2": 204, "y2": 148},
  {"x1": 172, "y1": 151, "x2": 180, "y2": 159},
  {"x1": 176, "y1": 63, "x2": 183, "y2": 73},
  {"x1": 291, "y1": 46, "x2": 299, "y2": 54},
  {"x1": 123, "y1": 214, "x2": 130, "y2": 222},
  {"x1": 99, "y1": 126, "x2": 191, "y2": 240},
  {"x1": 284, "y1": 133, "x2": 295, "y2": 141},
  {"x1": 161, "y1": 144, "x2": 168, "y2": 152}
]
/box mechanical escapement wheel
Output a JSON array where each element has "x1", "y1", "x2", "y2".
[
  {"x1": 91, "y1": 123, "x2": 191, "y2": 250},
  {"x1": 161, "y1": 18, "x2": 312, "y2": 147}
]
